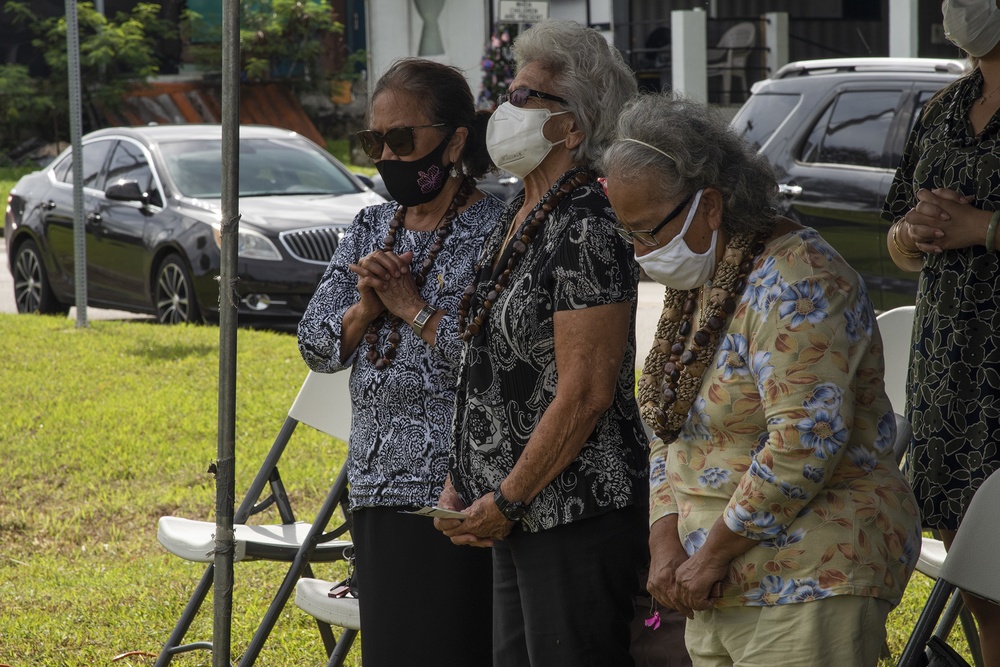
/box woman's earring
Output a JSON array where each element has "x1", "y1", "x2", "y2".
[{"x1": 449, "y1": 165, "x2": 459, "y2": 178}]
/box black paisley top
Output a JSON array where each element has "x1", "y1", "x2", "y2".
[
  {"x1": 882, "y1": 68, "x2": 1000, "y2": 529},
  {"x1": 298, "y1": 196, "x2": 505, "y2": 510},
  {"x1": 449, "y1": 176, "x2": 649, "y2": 533}
]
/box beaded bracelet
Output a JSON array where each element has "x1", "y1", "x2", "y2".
[
  {"x1": 891, "y1": 220, "x2": 923, "y2": 259},
  {"x1": 987, "y1": 210, "x2": 1000, "y2": 254}
]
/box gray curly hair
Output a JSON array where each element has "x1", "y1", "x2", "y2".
[
  {"x1": 513, "y1": 20, "x2": 638, "y2": 169},
  {"x1": 601, "y1": 93, "x2": 779, "y2": 238}
]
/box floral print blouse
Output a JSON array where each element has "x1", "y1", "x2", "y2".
[{"x1": 649, "y1": 228, "x2": 920, "y2": 608}]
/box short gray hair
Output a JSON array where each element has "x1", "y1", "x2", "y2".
[
  {"x1": 601, "y1": 93, "x2": 779, "y2": 238},
  {"x1": 513, "y1": 20, "x2": 638, "y2": 169}
]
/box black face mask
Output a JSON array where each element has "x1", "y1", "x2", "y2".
[{"x1": 375, "y1": 132, "x2": 454, "y2": 207}]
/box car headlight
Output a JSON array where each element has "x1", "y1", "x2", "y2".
[{"x1": 212, "y1": 225, "x2": 282, "y2": 261}]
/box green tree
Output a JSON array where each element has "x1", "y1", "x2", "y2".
[
  {"x1": 0, "y1": 64, "x2": 55, "y2": 153},
  {"x1": 185, "y1": 0, "x2": 343, "y2": 85},
  {"x1": 3, "y1": 1, "x2": 176, "y2": 145}
]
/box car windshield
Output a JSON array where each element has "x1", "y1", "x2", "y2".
[
  {"x1": 731, "y1": 93, "x2": 801, "y2": 150},
  {"x1": 159, "y1": 137, "x2": 360, "y2": 198}
]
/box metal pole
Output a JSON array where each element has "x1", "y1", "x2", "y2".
[
  {"x1": 213, "y1": 0, "x2": 240, "y2": 662},
  {"x1": 65, "y1": 0, "x2": 88, "y2": 328}
]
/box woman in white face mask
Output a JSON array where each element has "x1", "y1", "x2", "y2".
[
  {"x1": 602, "y1": 93, "x2": 921, "y2": 667},
  {"x1": 433, "y1": 19, "x2": 650, "y2": 667},
  {"x1": 883, "y1": 2, "x2": 1000, "y2": 663}
]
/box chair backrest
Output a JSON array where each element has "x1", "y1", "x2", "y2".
[
  {"x1": 717, "y1": 21, "x2": 756, "y2": 50},
  {"x1": 938, "y1": 469, "x2": 1000, "y2": 604},
  {"x1": 875, "y1": 305, "x2": 916, "y2": 415},
  {"x1": 288, "y1": 370, "x2": 353, "y2": 442}
]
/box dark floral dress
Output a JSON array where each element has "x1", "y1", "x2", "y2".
[
  {"x1": 449, "y1": 176, "x2": 649, "y2": 533},
  {"x1": 882, "y1": 68, "x2": 1000, "y2": 530}
]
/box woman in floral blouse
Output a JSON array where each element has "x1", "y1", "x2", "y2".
[{"x1": 602, "y1": 93, "x2": 920, "y2": 666}]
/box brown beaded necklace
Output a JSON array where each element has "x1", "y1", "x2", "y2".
[
  {"x1": 638, "y1": 232, "x2": 765, "y2": 443},
  {"x1": 457, "y1": 167, "x2": 592, "y2": 342},
  {"x1": 364, "y1": 177, "x2": 474, "y2": 369}
]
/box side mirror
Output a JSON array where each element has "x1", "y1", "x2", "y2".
[
  {"x1": 105, "y1": 179, "x2": 148, "y2": 205},
  {"x1": 353, "y1": 173, "x2": 374, "y2": 189}
]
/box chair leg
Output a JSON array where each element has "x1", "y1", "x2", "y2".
[
  {"x1": 898, "y1": 579, "x2": 956, "y2": 667},
  {"x1": 154, "y1": 565, "x2": 215, "y2": 666},
  {"x1": 958, "y1": 605, "x2": 983, "y2": 667},
  {"x1": 237, "y1": 465, "x2": 351, "y2": 667},
  {"x1": 325, "y1": 628, "x2": 359, "y2": 667}
]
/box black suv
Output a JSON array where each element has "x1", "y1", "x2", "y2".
[{"x1": 731, "y1": 57, "x2": 968, "y2": 311}]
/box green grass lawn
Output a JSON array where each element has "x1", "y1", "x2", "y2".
[
  {"x1": 0, "y1": 315, "x2": 357, "y2": 666},
  {"x1": 0, "y1": 314, "x2": 976, "y2": 665}
]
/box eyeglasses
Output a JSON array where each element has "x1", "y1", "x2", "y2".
[
  {"x1": 498, "y1": 88, "x2": 568, "y2": 108},
  {"x1": 357, "y1": 123, "x2": 448, "y2": 160},
  {"x1": 615, "y1": 193, "x2": 695, "y2": 247}
]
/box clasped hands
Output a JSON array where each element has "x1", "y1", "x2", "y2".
[
  {"x1": 432, "y1": 482, "x2": 513, "y2": 548},
  {"x1": 647, "y1": 543, "x2": 727, "y2": 620},
  {"x1": 349, "y1": 249, "x2": 424, "y2": 321},
  {"x1": 901, "y1": 187, "x2": 991, "y2": 254}
]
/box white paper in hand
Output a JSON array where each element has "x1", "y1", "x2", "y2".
[{"x1": 402, "y1": 506, "x2": 467, "y2": 520}]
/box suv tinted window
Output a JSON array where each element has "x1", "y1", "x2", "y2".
[
  {"x1": 799, "y1": 90, "x2": 902, "y2": 168},
  {"x1": 732, "y1": 93, "x2": 801, "y2": 149}
]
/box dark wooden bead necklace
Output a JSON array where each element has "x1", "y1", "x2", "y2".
[
  {"x1": 364, "y1": 177, "x2": 473, "y2": 369},
  {"x1": 638, "y1": 232, "x2": 766, "y2": 443},
  {"x1": 457, "y1": 167, "x2": 591, "y2": 342}
]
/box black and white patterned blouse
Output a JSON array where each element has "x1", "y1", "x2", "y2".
[
  {"x1": 449, "y1": 178, "x2": 649, "y2": 533},
  {"x1": 298, "y1": 196, "x2": 505, "y2": 510}
]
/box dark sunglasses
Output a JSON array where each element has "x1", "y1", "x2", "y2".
[
  {"x1": 615, "y1": 193, "x2": 695, "y2": 247},
  {"x1": 357, "y1": 123, "x2": 448, "y2": 160},
  {"x1": 498, "y1": 88, "x2": 568, "y2": 108}
]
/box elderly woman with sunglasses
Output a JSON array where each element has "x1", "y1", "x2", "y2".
[
  {"x1": 298, "y1": 58, "x2": 503, "y2": 667},
  {"x1": 432, "y1": 20, "x2": 648, "y2": 667},
  {"x1": 601, "y1": 93, "x2": 921, "y2": 667}
]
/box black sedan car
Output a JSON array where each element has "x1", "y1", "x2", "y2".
[{"x1": 4, "y1": 124, "x2": 384, "y2": 325}]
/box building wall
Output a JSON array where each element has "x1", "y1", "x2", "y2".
[{"x1": 365, "y1": 0, "x2": 489, "y2": 101}]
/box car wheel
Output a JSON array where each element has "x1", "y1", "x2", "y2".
[
  {"x1": 154, "y1": 253, "x2": 202, "y2": 324},
  {"x1": 13, "y1": 239, "x2": 69, "y2": 315}
]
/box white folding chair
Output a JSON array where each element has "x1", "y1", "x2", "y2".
[
  {"x1": 897, "y1": 469, "x2": 1000, "y2": 666},
  {"x1": 706, "y1": 22, "x2": 757, "y2": 104},
  {"x1": 155, "y1": 370, "x2": 358, "y2": 667},
  {"x1": 876, "y1": 306, "x2": 983, "y2": 665}
]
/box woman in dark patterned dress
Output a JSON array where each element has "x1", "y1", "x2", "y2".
[
  {"x1": 433, "y1": 20, "x2": 648, "y2": 667},
  {"x1": 883, "y1": 1, "x2": 1000, "y2": 662},
  {"x1": 298, "y1": 59, "x2": 504, "y2": 667}
]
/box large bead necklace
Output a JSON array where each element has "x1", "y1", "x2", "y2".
[
  {"x1": 365, "y1": 177, "x2": 474, "y2": 369},
  {"x1": 638, "y1": 232, "x2": 765, "y2": 443},
  {"x1": 457, "y1": 167, "x2": 592, "y2": 342}
]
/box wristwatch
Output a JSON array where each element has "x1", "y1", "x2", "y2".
[
  {"x1": 411, "y1": 305, "x2": 437, "y2": 336},
  {"x1": 493, "y1": 487, "x2": 526, "y2": 522}
]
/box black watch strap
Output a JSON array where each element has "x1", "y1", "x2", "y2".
[{"x1": 493, "y1": 487, "x2": 526, "y2": 522}]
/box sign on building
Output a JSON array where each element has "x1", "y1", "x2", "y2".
[{"x1": 498, "y1": 1, "x2": 550, "y2": 23}]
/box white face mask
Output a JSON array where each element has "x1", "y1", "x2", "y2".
[
  {"x1": 943, "y1": 0, "x2": 1000, "y2": 57},
  {"x1": 634, "y1": 189, "x2": 718, "y2": 290},
  {"x1": 486, "y1": 102, "x2": 569, "y2": 178}
]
